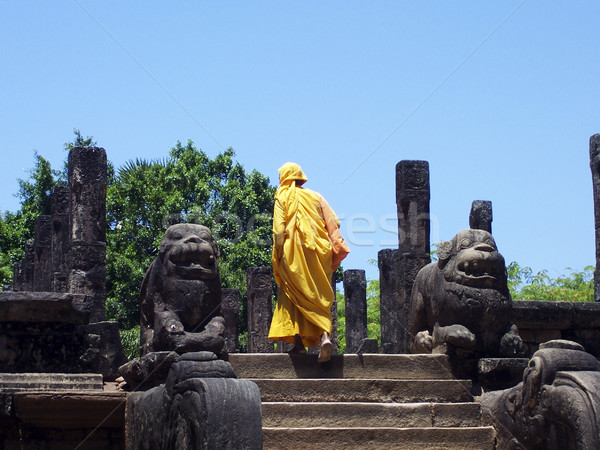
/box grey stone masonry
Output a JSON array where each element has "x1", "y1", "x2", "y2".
[
  {"x1": 469, "y1": 200, "x2": 492, "y2": 233},
  {"x1": 590, "y1": 134, "x2": 600, "y2": 301},
  {"x1": 246, "y1": 266, "x2": 274, "y2": 352},
  {"x1": 344, "y1": 269, "x2": 367, "y2": 353}
]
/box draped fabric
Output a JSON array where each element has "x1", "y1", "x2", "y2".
[{"x1": 268, "y1": 162, "x2": 348, "y2": 348}]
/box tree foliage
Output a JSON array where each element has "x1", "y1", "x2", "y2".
[{"x1": 507, "y1": 262, "x2": 594, "y2": 302}]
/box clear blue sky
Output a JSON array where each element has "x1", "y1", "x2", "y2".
[{"x1": 1, "y1": 2, "x2": 599, "y2": 281}]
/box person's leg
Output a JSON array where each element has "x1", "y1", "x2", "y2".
[
  {"x1": 317, "y1": 332, "x2": 332, "y2": 362},
  {"x1": 287, "y1": 334, "x2": 306, "y2": 354}
]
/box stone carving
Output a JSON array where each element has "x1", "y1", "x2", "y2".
[
  {"x1": 246, "y1": 266, "x2": 274, "y2": 353},
  {"x1": 220, "y1": 288, "x2": 240, "y2": 354},
  {"x1": 481, "y1": 340, "x2": 600, "y2": 449},
  {"x1": 409, "y1": 229, "x2": 523, "y2": 358},
  {"x1": 139, "y1": 224, "x2": 225, "y2": 357},
  {"x1": 126, "y1": 351, "x2": 262, "y2": 449}
]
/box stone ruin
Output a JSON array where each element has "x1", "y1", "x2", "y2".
[
  {"x1": 1, "y1": 147, "x2": 126, "y2": 377},
  {"x1": 2, "y1": 136, "x2": 600, "y2": 448}
]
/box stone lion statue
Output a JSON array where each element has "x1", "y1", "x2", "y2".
[
  {"x1": 408, "y1": 228, "x2": 523, "y2": 358},
  {"x1": 139, "y1": 223, "x2": 225, "y2": 357}
]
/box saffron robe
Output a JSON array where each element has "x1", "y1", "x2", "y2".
[{"x1": 268, "y1": 163, "x2": 349, "y2": 348}]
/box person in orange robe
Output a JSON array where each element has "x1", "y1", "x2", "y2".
[{"x1": 268, "y1": 162, "x2": 349, "y2": 362}]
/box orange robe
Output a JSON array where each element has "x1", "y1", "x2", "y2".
[{"x1": 268, "y1": 163, "x2": 349, "y2": 348}]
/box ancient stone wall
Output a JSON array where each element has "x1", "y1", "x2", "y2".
[{"x1": 512, "y1": 300, "x2": 600, "y2": 358}]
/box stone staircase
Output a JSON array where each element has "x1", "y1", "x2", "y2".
[{"x1": 229, "y1": 353, "x2": 497, "y2": 449}]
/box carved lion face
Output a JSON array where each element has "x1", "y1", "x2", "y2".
[
  {"x1": 437, "y1": 229, "x2": 507, "y2": 289},
  {"x1": 159, "y1": 224, "x2": 219, "y2": 280}
]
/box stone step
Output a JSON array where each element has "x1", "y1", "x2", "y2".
[
  {"x1": 262, "y1": 401, "x2": 483, "y2": 428},
  {"x1": 10, "y1": 391, "x2": 127, "y2": 429},
  {"x1": 229, "y1": 353, "x2": 455, "y2": 380},
  {"x1": 262, "y1": 426, "x2": 497, "y2": 449},
  {"x1": 251, "y1": 378, "x2": 473, "y2": 403},
  {"x1": 0, "y1": 373, "x2": 104, "y2": 391}
]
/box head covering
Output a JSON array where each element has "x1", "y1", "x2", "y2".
[
  {"x1": 278, "y1": 162, "x2": 307, "y2": 186},
  {"x1": 274, "y1": 163, "x2": 308, "y2": 236}
]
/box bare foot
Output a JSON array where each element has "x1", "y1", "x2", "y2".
[{"x1": 317, "y1": 332, "x2": 332, "y2": 363}]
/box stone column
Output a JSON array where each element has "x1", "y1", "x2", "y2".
[
  {"x1": 394, "y1": 161, "x2": 431, "y2": 353},
  {"x1": 591, "y1": 134, "x2": 600, "y2": 302},
  {"x1": 344, "y1": 269, "x2": 367, "y2": 354},
  {"x1": 51, "y1": 185, "x2": 70, "y2": 292},
  {"x1": 246, "y1": 267, "x2": 274, "y2": 353},
  {"x1": 379, "y1": 248, "x2": 400, "y2": 353},
  {"x1": 470, "y1": 200, "x2": 493, "y2": 233},
  {"x1": 32, "y1": 215, "x2": 52, "y2": 292},
  {"x1": 67, "y1": 147, "x2": 107, "y2": 322},
  {"x1": 221, "y1": 288, "x2": 240, "y2": 354}
]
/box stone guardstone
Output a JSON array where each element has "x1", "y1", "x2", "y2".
[{"x1": 126, "y1": 351, "x2": 262, "y2": 449}]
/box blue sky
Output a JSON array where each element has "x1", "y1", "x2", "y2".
[{"x1": 1, "y1": 1, "x2": 599, "y2": 281}]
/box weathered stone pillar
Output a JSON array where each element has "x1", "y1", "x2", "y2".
[
  {"x1": 67, "y1": 147, "x2": 107, "y2": 322},
  {"x1": 51, "y1": 185, "x2": 70, "y2": 292},
  {"x1": 393, "y1": 160, "x2": 431, "y2": 353},
  {"x1": 221, "y1": 288, "x2": 240, "y2": 354},
  {"x1": 379, "y1": 248, "x2": 400, "y2": 353},
  {"x1": 396, "y1": 161, "x2": 430, "y2": 255},
  {"x1": 344, "y1": 269, "x2": 367, "y2": 353},
  {"x1": 590, "y1": 134, "x2": 600, "y2": 302},
  {"x1": 470, "y1": 200, "x2": 493, "y2": 233},
  {"x1": 246, "y1": 266, "x2": 274, "y2": 352}
]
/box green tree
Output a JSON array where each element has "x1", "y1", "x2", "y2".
[{"x1": 507, "y1": 262, "x2": 594, "y2": 302}]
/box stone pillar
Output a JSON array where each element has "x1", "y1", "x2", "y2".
[
  {"x1": 396, "y1": 161, "x2": 430, "y2": 255},
  {"x1": 221, "y1": 288, "x2": 240, "y2": 354},
  {"x1": 246, "y1": 267, "x2": 274, "y2": 353},
  {"x1": 590, "y1": 134, "x2": 600, "y2": 302},
  {"x1": 344, "y1": 269, "x2": 367, "y2": 354},
  {"x1": 68, "y1": 147, "x2": 107, "y2": 322},
  {"x1": 393, "y1": 160, "x2": 431, "y2": 353},
  {"x1": 51, "y1": 185, "x2": 70, "y2": 292},
  {"x1": 32, "y1": 215, "x2": 52, "y2": 291},
  {"x1": 470, "y1": 200, "x2": 493, "y2": 233},
  {"x1": 379, "y1": 248, "x2": 400, "y2": 353}
]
